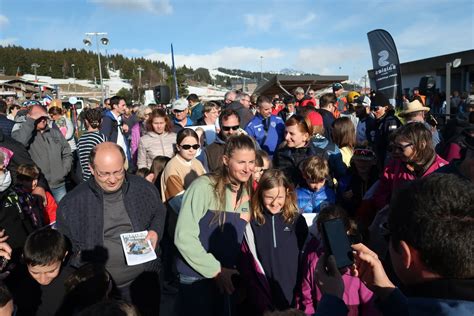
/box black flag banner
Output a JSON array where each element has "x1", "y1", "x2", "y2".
[{"x1": 367, "y1": 29, "x2": 403, "y2": 106}]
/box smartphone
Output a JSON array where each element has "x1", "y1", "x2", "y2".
[{"x1": 321, "y1": 218, "x2": 354, "y2": 269}]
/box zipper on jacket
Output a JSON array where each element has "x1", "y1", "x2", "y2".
[{"x1": 272, "y1": 216, "x2": 277, "y2": 248}]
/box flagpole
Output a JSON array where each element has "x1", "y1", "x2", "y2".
[{"x1": 171, "y1": 43, "x2": 179, "y2": 99}]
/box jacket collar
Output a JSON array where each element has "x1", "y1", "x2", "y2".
[
  {"x1": 87, "y1": 174, "x2": 131, "y2": 198},
  {"x1": 403, "y1": 278, "x2": 474, "y2": 302}
]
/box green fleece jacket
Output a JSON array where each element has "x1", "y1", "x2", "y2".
[{"x1": 174, "y1": 175, "x2": 250, "y2": 278}]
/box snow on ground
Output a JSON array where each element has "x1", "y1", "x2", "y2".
[
  {"x1": 209, "y1": 68, "x2": 249, "y2": 80},
  {"x1": 21, "y1": 68, "x2": 132, "y2": 95},
  {"x1": 187, "y1": 85, "x2": 227, "y2": 101}
]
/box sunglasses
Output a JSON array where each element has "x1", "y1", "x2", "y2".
[
  {"x1": 222, "y1": 125, "x2": 240, "y2": 131},
  {"x1": 180, "y1": 144, "x2": 200, "y2": 150},
  {"x1": 389, "y1": 143, "x2": 413, "y2": 152},
  {"x1": 370, "y1": 106, "x2": 381, "y2": 112},
  {"x1": 173, "y1": 109, "x2": 185, "y2": 113}
]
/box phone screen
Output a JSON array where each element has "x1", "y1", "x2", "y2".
[{"x1": 321, "y1": 218, "x2": 354, "y2": 269}]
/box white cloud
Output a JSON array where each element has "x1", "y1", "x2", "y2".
[
  {"x1": 145, "y1": 46, "x2": 285, "y2": 70},
  {"x1": 295, "y1": 44, "x2": 369, "y2": 75},
  {"x1": 0, "y1": 15, "x2": 8, "y2": 27},
  {"x1": 244, "y1": 14, "x2": 273, "y2": 32},
  {"x1": 395, "y1": 17, "x2": 473, "y2": 61},
  {"x1": 283, "y1": 12, "x2": 316, "y2": 30},
  {"x1": 89, "y1": 0, "x2": 173, "y2": 15},
  {"x1": 0, "y1": 38, "x2": 18, "y2": 46}
]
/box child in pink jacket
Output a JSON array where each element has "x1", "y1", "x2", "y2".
[{"x1": 296, "y1": 205, "x2": 380, "y2": 316}]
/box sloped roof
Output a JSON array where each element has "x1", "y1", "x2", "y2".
[{"x1": 253, "y1": 74, "x2": 349, "y2": 96}]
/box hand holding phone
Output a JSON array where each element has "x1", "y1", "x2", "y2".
[{"x1": 321, "y1": 218, "x2": 354, "y2": 269}]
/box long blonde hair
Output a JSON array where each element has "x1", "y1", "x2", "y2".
[
  {"x1": 208, "y1": 134, "x2": 256, "y2": 226},
  {"x1": 251, "y1": 169, "x2": 299, "y2": 225}
]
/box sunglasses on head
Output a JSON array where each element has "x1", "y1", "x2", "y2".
[
  {"x1": 222, "y1": 125, "x2": 240, "y2": 131},
  {"x1": 180, "y1": 144, "x2": 200, "y2": 150}
]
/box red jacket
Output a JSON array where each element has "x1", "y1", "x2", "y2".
[
  {"x1": 296, "y1": 96, "x2": 316, "y2": 108},
  {"x1": 373, "y1": 155, "x2": 448, "y2": 210}
]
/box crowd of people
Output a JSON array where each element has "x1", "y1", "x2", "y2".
[{"x1": 0, "y1": 83, "x2": 472, "y2": 316}]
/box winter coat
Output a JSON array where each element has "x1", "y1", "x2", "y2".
[
  {"x1": 12, "y1": 117, "x2": 72, "y2": 189},
  {"x1": 296, "y1": 237, "x2": 378, "y2": 316},
  {"x1": 0, "y1": 129, "x2": 46, "y2": 186},
  {"x1": 321, "y1": 278, "x2": 474, "y2": 316},
  {"x1": 318, "y1": 109, "x2": 335, "y2": 141},
  {"x1": 198, "y1": 135, "x2": 226, "y2": 173},
  {"x1": 295, "y1": 96, "x2": 316, "y2": 108},
  {"x1": 373, "y1": 154, "x2": 448, "y2": 210},
  {"x1": 367, "y1": 113, "x2": 401, "y2": 168},
  {"x1": 100, "y1": 110, "x2": 131, "y2": 161},
  {"x1": 0, "y1": 115, "x2": 15, "y2": 138},
  {"x1": 227, "y1": 101, "x2": 254, "y2": 129},
  {"x1": 174, "y1": 175, "x2": 250, "y2": 279},
  {"x1": 274, "y1": 144, "x2": 314, "y2": 187},
  {"x1": 296, "y1": 185, "x2": 336, "y2": 214},
  {"x1": 190, "y1": 102, "x2": 204, "y2": 122},
  {"x1": 239, "y1": 212, "x2": 308, "y2": 313},
  {"x1": 137, "y1": 131, "x2": 176, "y2": 169},
  {"x1": 56, "y1": 175, "x2": 166, "y2": 272},
  {"x1": 245, "y1": 113, "x2": 285, "y2": 157}
]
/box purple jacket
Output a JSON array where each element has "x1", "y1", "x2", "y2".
[
  {"x1": 296, "y1": 237, "x2": 380, "y2": 315},
  {"x1": 130, "y1": 122, "x2": 141, "y2": 166}
]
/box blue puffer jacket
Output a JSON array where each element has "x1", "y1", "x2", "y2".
[{"x1": 296, "y1": 185, "x2": 336, "y2": 213}]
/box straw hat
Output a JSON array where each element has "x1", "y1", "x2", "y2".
[{"x1": 399, "y1": 100, "x2": 430, "y2": 116}]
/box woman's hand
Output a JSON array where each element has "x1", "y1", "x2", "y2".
[{"x1": 215, "y1": 267, "x2": 239, "y2": 295}]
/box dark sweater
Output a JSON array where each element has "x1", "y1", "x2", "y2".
[
  {"x1": 251, "y1": 212, "x2": 308, "y2": 310},
  {"x1": 56, "y1": 175, "x2": 166, "y2": 273},
  {"x1": 6, "y1": 264, "x2": 76, "y2": 316}
]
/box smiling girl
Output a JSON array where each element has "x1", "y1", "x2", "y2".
[{"x1": 240, "y1": 169, "x2": 308, "y2": 314}]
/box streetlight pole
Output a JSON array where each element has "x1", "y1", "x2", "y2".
[
  {"x1": 445, "y1": 58, "x2": 462, "y2": 117},
  {"x1": 31, "y1": 63, "x2": 40, "y2": 82},
  {"x1": 137, "y1": 65, "x2": 144, "y2": 103},
  {"x1": 84, "y1": 32, "x2": 108, "y2": 105},
  {"x1": 260, "y1": 56, "x2": 264, "y2": 82},
  {"x1": 71, "y1": 64, "x2": 76, "y2": 92}
]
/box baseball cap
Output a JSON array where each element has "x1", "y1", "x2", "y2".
[{"x1": 171, "y1": 99, "x2": 188, "y2": 111}]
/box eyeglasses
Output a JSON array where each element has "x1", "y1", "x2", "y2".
[
  {"x1": 389, "y1": 143, "x2": 413, "y2": 152},
  {"x1": 222, "y1": 125, "x2": 240, "y2": 131},
  {"x1": 180, "y1": 144, "x2": 200, "y2": 150},
  {"x1": 94, "y1": 168, "x2": 125, "y2": 180}
]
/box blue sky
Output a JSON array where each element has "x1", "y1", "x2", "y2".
[{"x1": 1, "y1": 0, "x2": 473, "y2": 83}]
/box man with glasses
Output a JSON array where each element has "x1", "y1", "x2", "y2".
[
  {"x1": 227, "y1": 92, "x2": 254, "y2": 128},
  {"x1": 195, "y1": 101, "x2": 220, "y2": 126},
  {"x1": 171, "y1": 99, "x2": 193, "y2": 133},
  {"x1": 223, "y1": 90, "x2": 237, "y2": 108},
  {"x1": 197, "y1": 109, "x2": 242, "y2": 172},
  {"x1": 12, "y1": 104, "x2": 72, "y2": 202},
  {"x1": 57, "y1": 142, "x2": 166, "y2": 313}
]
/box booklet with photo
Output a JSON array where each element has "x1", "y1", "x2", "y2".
[{"x1": 120, "y1": 231, "x2": 157, "y2": 266}]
